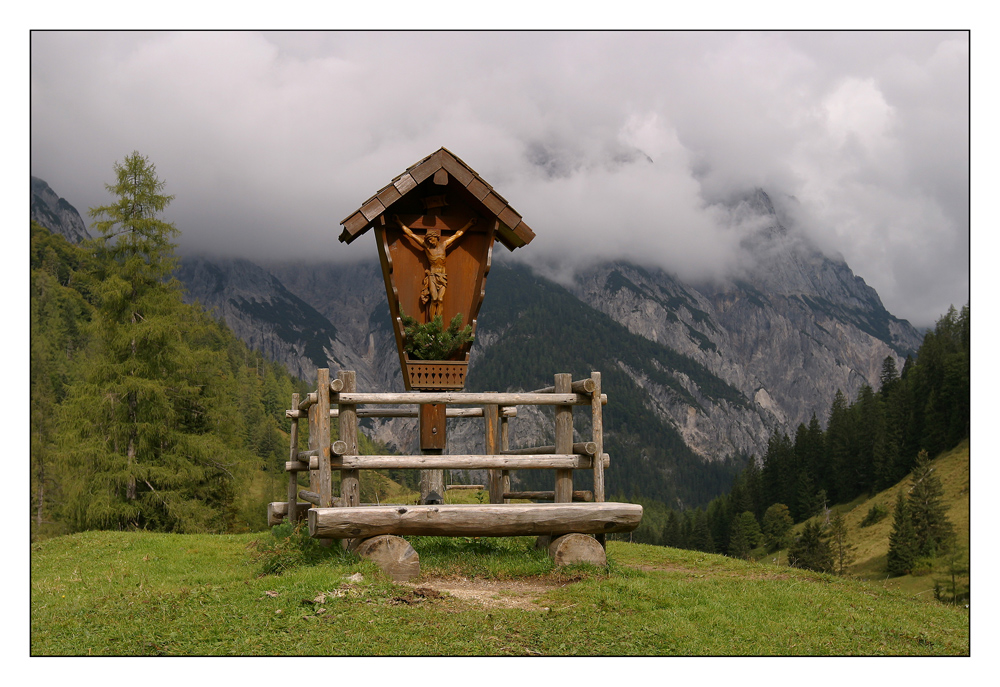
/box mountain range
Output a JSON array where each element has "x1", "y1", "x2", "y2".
[{"x1": 32, "y1": 179, "x2": 923, "y2": 506}]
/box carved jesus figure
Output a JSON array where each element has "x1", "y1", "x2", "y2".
[{"x1": 396, "y1": 215, "x2": 477, "y2": 320}]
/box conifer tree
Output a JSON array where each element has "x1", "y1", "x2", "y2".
[
  {"x1": 60, "y1": 152, "x2": 249, "y2": 532},
  {"x1": 824, "y1": 390, "x2": 852, "y2": 502},
  {"x1": 804, "y1": 412, "x2": 825, "y2": 485},
  {"x1": 792, "y1": 473, "x2": 812, "y2": 521},
  {"x1": 853, "y1": 384, "x2": 882, "y2": 493},
  {"x1": 663, "y1": 508, "x2": 683, "y2": 548},
  {"x1": 887, "y1": 489, "x2": 918, "y2": 576},
  {"x1": 690, "y1": 508, "x2": 716, "y2": 553},
  {"x1": 879, "y1": 355, "x2": 900, "y2": 395},
  {"x1": 30, "y1": 224, "x2": 95, "y2": 538},
  {"x1": 728, "y1": 511, "x2": 762, "y2": 559},
  {"x1": 908, "y1": 450, "x2": 955, "y2": 557},
  {"x1": 934, "y1": 543, "x2": 969, "y2": 605},
  {"x1": 788, "y1": 520, "x2": 833, "y2": 573}
]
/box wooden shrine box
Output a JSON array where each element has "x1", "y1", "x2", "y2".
[{"x1": 339, "y1": 148, "x2": 535, "y2": 390}]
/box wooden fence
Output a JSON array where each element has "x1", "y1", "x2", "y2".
[{"x1": 266, "y1": 369, "x2": 641, "y2": 575}]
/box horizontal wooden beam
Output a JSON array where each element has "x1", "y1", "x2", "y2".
[
  {"x1": 285, "y1": 406, "x2": 518, "y2": 420},
  {"x1": 330, "y1": 392, "x2": 606, "y2": 406},
  {"x1": 329, "y1": 454, "x2": 610, "y2": 471},
  {"x1": 445, "y1": 484, "x2": 485, "y2": 490},
  {"x1": 297, "y1": 490, "x2": 321, "y2": 505},
  {"x1": 291, "y1": 380, "x2": 344, "y2": 413},
  {"x1": 504, "y1": 491, "x2": 594, "y2": 502},
  {"x1": 297, "y1": 392, "x2": 318, "y2": 411},
  {"x1": 287, "y1": 442, "x2": 350, "y2": 470},
  {"x1": 531, "y1": 378, "x2": 597, "y2": 395},
  {"x1": 502, "y1": 442, "x2": 598, "y2": 457},
  {"x1": 308, "y1": 502, "x2": 643, "y2": 539}
]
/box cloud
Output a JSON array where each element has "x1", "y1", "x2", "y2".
[{"x1": 30, "y1": 31, "x2": 968, "y2": 327}]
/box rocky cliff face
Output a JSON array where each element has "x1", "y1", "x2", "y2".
[
  {"x1": 31, "y1": 177, "x2": 91, "y2": 243},
  {"x1": 569, "y1": 191, "x2": 922, "y2": 459}
]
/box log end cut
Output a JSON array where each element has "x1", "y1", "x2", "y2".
[
  {"x1": 267, "y1": 502, "x2": 312, "y2": 527},
  {"x1": 353, "y1": 535, "x2": 421, "y2": 582},
  {"x1": 547, "y1": 533, "x2": 607, "y2": 567}
]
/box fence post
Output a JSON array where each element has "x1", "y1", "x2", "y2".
[
  {"x1": 485, "y1": 404, "x2": 502, "y2": 503},
  {"x1": 591, "y1": 371, "x2": 606, "y2": 549},
  {"x1": 317, "y1": 369, "x2": 332, "y2": 507},
  {"x1": 590, "y1": 372, "x2": 605, "y2": 503},
  {"x1": 338, "y1": 370, "x2": 360, "y2": 508},
  {"x1": 500, "y1": 408, "x2": 510, "y2": 503},
  {"x1": 286, "y1": 392, "x2": 301, "y2": 524},
  {"x1": 308, "y1": 397, "x2": 319, "y2": 497},
  {"x1": 554, "y1": 373, "x2": 573, "y2": 503}
]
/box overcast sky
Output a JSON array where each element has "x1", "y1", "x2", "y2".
[{"x1": 30, "y1": 30, "x2": 969, "y2": 328}]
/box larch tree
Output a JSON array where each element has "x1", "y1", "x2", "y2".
[
  {"x1": 60, "y1": 152, "x2": 247, "y2": 532},
  {"x1": 828, "y1": 510, "x2": 856, "y2": 576}
]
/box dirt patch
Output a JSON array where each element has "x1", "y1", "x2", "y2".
[{"x1": 402, "y1": 576, "x2": 570, "y2": 611}]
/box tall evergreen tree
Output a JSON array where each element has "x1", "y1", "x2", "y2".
[
  {"x1": 878, "y1": 355, "x2": 900, "y2": 395},
  {"x1": 663, "y1": 508, "x2": 683, "y2": 548},
  {"x1": 762, "y1": 431, "x2": 794, "y2": 511},
  {"x1": 851, "y1": 384, "x2": 886, "y2": 494},
  {"x1": 887, "y1": 489, "x2": 918, "y2": 576},
  {"x1": 795, "y1": 470, "x2": 821, "y2": 521},
  {"x1": 690, "y1": 508, "x2": 716, "y2": 553},
  {"x1": 824, "y1": 390, "x2": 852, "y2": 503}
]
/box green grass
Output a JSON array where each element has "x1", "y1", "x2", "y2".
[{"x1": 31, "y1": 529, "x2": 968, "y2": 656}]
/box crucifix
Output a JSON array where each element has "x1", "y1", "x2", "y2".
[{"x1": 395, "y1": 215, "x2": 476, "y2": 321}]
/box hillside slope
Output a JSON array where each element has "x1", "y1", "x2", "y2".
[{"x1": 775, "y1": 441, "x2": 970, "y2": 598}]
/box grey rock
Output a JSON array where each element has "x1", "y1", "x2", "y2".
[{"x1": 31, "y1": 176, "x2": 91, "y2": 243}]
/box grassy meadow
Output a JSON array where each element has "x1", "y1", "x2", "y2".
[
  {"x1": 31, "y1": 527, "x2": 968, "y2": 657},
  {"x1": 29, "y1": 443, "x2": 971, "y2": 658}
]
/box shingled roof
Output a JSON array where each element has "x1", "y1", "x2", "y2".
[{"x1": 338, "y1": 147, "x2": 536, "y2": 251}]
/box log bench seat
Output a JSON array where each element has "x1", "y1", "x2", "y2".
[{"x1": 306, "y1": 502, "x2": 643, "y2": 539}]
